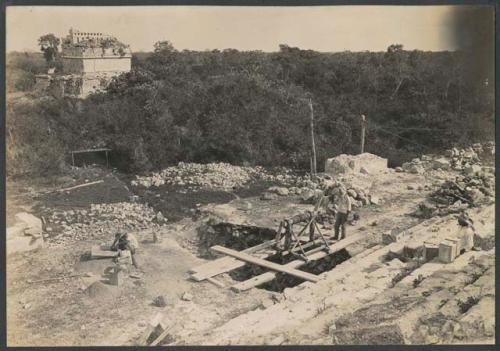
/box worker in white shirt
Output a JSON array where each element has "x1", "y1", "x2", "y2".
[
  {"x1": 111, "y1": 231, "x2": 140, "y2": 268},
  {"x1": 333, "y1": 187, "x2": 351, "y2": 240}
]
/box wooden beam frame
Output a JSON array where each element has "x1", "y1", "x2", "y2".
[
  {"x1": 210, "y1": 245, "x2": 320, "y2": 283},
  {"x1": 189, "y1": 240, "x2": 277, "y2": 281},
  {"x1": 231, "y1": 232, "x2": 365, "y2": 292}
]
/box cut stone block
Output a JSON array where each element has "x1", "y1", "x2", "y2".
[
  {"x1": 423, "y1": 243, "x2": 439, "y2": 262},
  {"x1": 109, "y1": 266, "x2": 124, "y2": 286},
  {"x1": 382, "y1": 229, "x2": 407, "y2": 244},
  {"x1": 325, "y1": 153, "x2": 387, "y2": 176},
  {"x1": 433, "y1": 158, "x2": 450, "y2": 170},
  {"x1": 91, "y1": 245, "x2": 119, "y2": 259},
  {"x1": 439, "y1": 239, "x2": 458, "y2": 263}
]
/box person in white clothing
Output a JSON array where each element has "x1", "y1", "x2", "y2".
[{"x1": 333, "y1": 187, "x2": 351, "y2": 240}]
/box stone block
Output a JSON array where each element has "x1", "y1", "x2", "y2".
[
  {"x1": 109, "y1": 266, "x2": 124, "y2": 286},
  {"x1": 325, "y1": 153, "x2": 387, "y2": 176},
  {"x1": 464, "y1": 165, "x2": 482, "y2": 176},
  {"x1": 382, "y1": 229, "x2": 407, "y2": 244},
  {"x1": 260, "y1": 192, "x2": 278, "y2": 201},
  {"x1": 439, "y1": 239, "x2": 458, "y2": 263},
  {"x1": 433, "y1": 158, "x2": 450, "y2": 170},
  {"x1": 423, "y1": 243, "x2": 439, "y2": 261},
  {"x1": 369, "y1": 195, "x2": 380, "y2": 205},
  {"x1": 409, "y1": 164, "x2": 425, "y2": 174},
  {"x1": 268, "y1": 186, "x2": 289, "y2": 196}
]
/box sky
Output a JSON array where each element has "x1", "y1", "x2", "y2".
[{"x1": 6, "y1": 5, "x2": 459, "y2": 53}]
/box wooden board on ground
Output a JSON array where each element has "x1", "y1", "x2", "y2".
[
  {"x1": 210, "y1": 245, "x2": 320, "y2": 283},
  {"x1": 231, "y1": 232, "x2": 365, "y2": 292},
  {"x1": 91, "y1": 245, "x2": 119, "y2": 259},
  {"x1": 190, "y1": 239, "x2": 329, "y2": 282},
  {"x1": 189, "y1": 240, "x2": 277, "y2": 281}
]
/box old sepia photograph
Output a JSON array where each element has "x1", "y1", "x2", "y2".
[{"x1": 4, "y1": 2, "x2": 496, "y2": 347}]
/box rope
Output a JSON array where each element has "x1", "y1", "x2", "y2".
[{"x1": 368, "y1": 122, "x2": 434, "y2": 150}]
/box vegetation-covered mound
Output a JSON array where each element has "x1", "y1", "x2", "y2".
[{"x1": 6, "y1": 43, "x2": 494, "y2": 176}]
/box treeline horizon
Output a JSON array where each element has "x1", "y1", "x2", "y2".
[{"x1": 6, "y1": 42, "x2": 494, "y2": 176}]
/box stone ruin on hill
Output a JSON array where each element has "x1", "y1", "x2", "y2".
[{"x1": 35, "y1": 28, "x2": 132, "y2": 98}]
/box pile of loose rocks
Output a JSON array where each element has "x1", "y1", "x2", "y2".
[
  {"x1": 45, "y1": 202, "x2": 165, "y2": 244},
  {"x1": 131, "y1": 162, "x2": 308, "y2": 190},
  {"x1": 416, "y1": 169, "x2": 495, "y2": 218},
  {"x1": 327, "y1": 182, "x2": 380, "y2": 208},
  {"x1": 397, "y1": 142, "x2": 495, "y2": 175},
  {"x1": 261, "y1": 179, "x2": 379, "y2": 210}
]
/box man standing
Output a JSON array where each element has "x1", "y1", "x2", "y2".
[{"x1": 333, "y1": 187, "x2": 351, "y2": 240}]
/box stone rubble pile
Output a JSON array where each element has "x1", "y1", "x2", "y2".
[
  {"x1": 399, "y1": 142, "x2": 495, "y2": 175},
  {"x1": 46, "y1": 202, "x2": 163, "y2": 245},
  {"x1": 417, "y1": 171, "x2": 495, "y2": 218},
  {"x1": 261, "y1": 178, "x2": 379, "y2": 211},
  {"x1": 324, "y1": 181, "x2": 379, "y2": 208},
  {"x1": 131, "y1": 162, "x2": 307, "y2": 190}
]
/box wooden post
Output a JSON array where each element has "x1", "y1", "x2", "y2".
[
  {"x1": 105, "y1": 150, "x2": 109, "y2": 168},
  {"x1": 360, "y1": 114, "x2": 366, "y2": 154},
  {"x1": 309, "y1": 98, "x2": 317, "y2": 177},
  {"x1": 71, "y1": 152, "x2": 75, "y2": 167},
  {"x1": 310, "y1": 157, "x2": 314, "y2": 177}
]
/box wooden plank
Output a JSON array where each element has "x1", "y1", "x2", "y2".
[
  {"x1": 136, "y1": 313, "x2": 164, "y2": 346},
  {"x1": 57, "y1": 180, "x2": 104, "y2": 193},
  {"x1": 189, "y1": 239, "x2": 277, "y2": 274},
  {"x1": 210, "y1": 245, "x2": 320, "y2": 283},
  {"x1": 190, "y1": 239, "x2": 327, "y2": 282},
  {"x1": 91, "y1": 245, "x2": 119, "y2": 259},
  {"x1": 72, "y1": 148, "x2": 112, "y2": 154},
  {"x1": 280, "y1": 240, "x2": 320, "y2": 256},
  {"x1": 189, "y1": 249, "x2": 274, "y2": 281},
  {"x1": 149, "y1": 325, "x2": 174, "y2": 346},
  {"x1": 231, "y1": 232, "x2": 365, "y2": 292},
  {"x1": 189, "y1": 240, "x2": 278, "y2": 281}
]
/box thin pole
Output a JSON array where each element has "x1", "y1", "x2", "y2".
[
  {"x1": 360, "y1": 114, "x2": 366, "y2": 154},
  {"x1": 310, "y1": 156, "x2": 314, "y2": 177},
  {"x1": 71, "y1": 152, "x2": 75, "y2": 167},
  {"x1": 105, "y1": 150, "x2": 109, "y2": 168},
  {"x1": 309, "y1": 98, "x2": 317, "y2": 177}
]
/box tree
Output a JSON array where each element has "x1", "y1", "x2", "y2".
[
  {"x1": 387, "y1": 44, "x2": 404, "y2": 53},
  {"x1": 153, "y1": 40, "x2": 176, "y2": 54},
  {"x1": 38, "y1": 34, "x2": 60, "y2": 66}
]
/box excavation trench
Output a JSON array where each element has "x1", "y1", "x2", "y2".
[
  {"x1": 197, "y1": 221, "x2": 277, "y2": 258},
  {"x1": 197, "y1": 221, "x2": 352, "y2": 292},
  {"x1": 229, "y1": 248, "x2": 352, "y2": 292}
]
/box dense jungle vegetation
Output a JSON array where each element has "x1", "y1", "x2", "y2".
[{"x1": 6, "y1": 42, "x2": 494, "y2": 176}]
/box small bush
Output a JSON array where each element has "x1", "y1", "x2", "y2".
[
  {"x1": 413, "y1": 274, "x2": 425, "y2": 288},
  {"x1": 457, "y1": 295, "x2": 480, "y2": 314}
]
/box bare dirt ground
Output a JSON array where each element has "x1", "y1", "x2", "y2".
[{"x1": 6, "y1": 161, "x2": 495, "y2": 346}]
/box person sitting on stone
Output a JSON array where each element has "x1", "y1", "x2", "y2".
[{"x1": 457, "y1": 212, "x2": 475, "y2": 252}]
